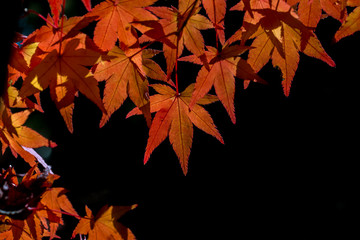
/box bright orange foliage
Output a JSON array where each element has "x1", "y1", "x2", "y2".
[
  {"x1": 72, "y1": 205, "x2": 136, "y2": 240},
  {"x1": 1, "y1": 0, "x2": 360, "y2": 238},
  {"x1": 0, "y1": 166, "x2": 74, "y2": 240},
  {"x1": 127, "y1": 83, "x2": 223, "y2": 174}
]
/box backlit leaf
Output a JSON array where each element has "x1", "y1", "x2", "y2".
[
  {"x1": 72, "y1": 205, "x2": 136, "y2": 240},
  {"x1": 127, "y1": 83, "x2": 223, "y2": 175},
  {"x1": 94, "y1": 46, "x2": 150, "y2": 127},
  {"x1": 237, "y1": 0, "x2": 335, "y2": 96},
  {"x1": 87, "y1": 0, "x2": 158, "y2": 51},
  {"x1": 20, "y1": 34, "x2": 105, "y2": 132}
]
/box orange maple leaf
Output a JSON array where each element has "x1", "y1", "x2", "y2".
[
  {"x1": 0, "y1": 215, "x2": 11, "y2": 234},
  {"x1": 81, "y1": 0, "x2": 92, "y2": 11},
  {"x1": 0, "y1": 166, "x2": 61, "y2": 240},
  {"x1": 0, "y1": 104, "x2": 56, "y2": 167},
  {"x1": 8, "y1": 43, "x2": 34, "y2": 81},
  {"x1": 37, "y1": 188, "x2": 79, "y2": 240},
  {"x1": 127, "y1": 83, "x2": 223, "y2": 175},
  {"x1": 72, "y1": 205, "x2": 136, "y2": 240},
  {"x1": 19, "y1": 34, "x2": 106, "y2": 133},
  {"x1": 0, "y1": 212, "x2": 43, "y2": 240},
  {"x1": 24, "y1": 15, "x2": 91, "y2": 53},
  {"x1": 139, "y1": 0, "x2": 213, "y2": 77},
  {"x1": 180, "y1": 45, "x2": 263, "y2": 124},
  {"x1": 334, "y1": 2, "x2": 360, "y2": 42},
  {"x1": 5, "y1": 86, "x2": 42, "y2": 113},
  {"x1": 87, "y1": 0, "x2": 158, "y2": 51},
  {"x1": 47, "y1": 0, "x2": 64, "y2": 27},
  {"x1": 201, "y1": 0, "x2": 227, "y2": 45},
  {"x1": 46, "y1": 0, "x2": 92, "y2": 26},
  {"x1": 297, "y1": 0, "x2": 347, "y2": 28},
  {"x1": 233, "y1": 0, "x2": 335, "y2": 96},
  {"x1": 94, "y1": 46, "x2": 153, "y2": 127}
]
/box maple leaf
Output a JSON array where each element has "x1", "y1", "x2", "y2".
[
  {"x1": 72, "y1": 205, "x2": 136, "y2": 240},
  {"x1": 19, "y1": 34, "x2": 106, "y2": 133},
  {"x1": 293, "y1": 0, "x2": 347, "y2": 28},
  {"x1": 94, "y1": 46, "x2": 153, "y2": 127},
  {"x1": 39, "y1": 188, "x2": 78, "y2": 218},
  {"x1": 0, "y1": 215, "x2": 11, "y2": 234},
  {"x1": 140, "y1": 0, "x2": 214, "y2": 77},
  {"x1": 142, "y1": 49, "x2": 172, "y2": 83},
  {"x1": 81, "y1": 0, "x2": 92, "y2": 11},
  {"x1": 47, "y1": 0, "x2": 64, "y2": 27},
  {"x1": 0, "y1": 166, "x2": 60, "y2": 240},
  {"x1": 37, "y1": 188, "x2": 79, "y2": 240},
  {"x1": 24, "y1": 15, "x2": 92, "y2": 53},
  {"x1": 8, "y1": 41, "x2": 44, "y2": 96},
  {"x1": 0, "y1": 166, "x2": 42, "y2": 219},
  {"x1": 5, "y1": 86, "x2": 43, "y2": 113},
  {"x1": 0, "y1": 166, "x2": 80, "y2": 240},
  {"x1": 0, "y1": 166, "x2": 58, "y2": 216},
  {"x1": 233, "y1": 0, "x2": 335, "y2": 96},
  {"x1": 87, "y1": 0, "x2": 158, "y2": 51},
  {"x1": 8, "y1": 43, "x2": 33, "y2": 81},
  {"x1": 127, "y1": 83, "x2": 223, "y2": 175},
  {"x1": 201, "y1": 0, "x2": 227, "y2": 45},
  {"x1": 0, "y1": 212, "x2": 43, "y2": 240},
  {"x1": 180, "y1": 45, "x2": 264, "y2": 124},
  {"x1": 0, "y1": 103, "x2": 56, "y2": 167},
  {"x1": 334, "y1": 3, "x2": 360, "y2": 42},
  {"x1": 48, "y1": 0, "x2": 92, "y2": 14}
]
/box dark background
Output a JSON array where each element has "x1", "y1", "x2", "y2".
[{"x1": 1, "y1": 0, "x2": 360, "y2": 239}]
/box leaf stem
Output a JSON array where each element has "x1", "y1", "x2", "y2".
[
  {"x1": 211, "y1": 0, "x2": 219, "y2": 51},
  {"x1": 131, "y1": 30, "x2": 178, "y2": 58},
  {"x1": 215, "y1": 29, "x2": 219, "y2": 51},
  {"x1": 28, "y1": 206, "x2": 83, "y2": 219},
  {"x1": 6, "y1": 220, "x2": 33, "y2": 237},
  {"x1": 175, "y1": 39, "x2": 179, "y2": 95},
  {"x1": 274, "y1": 0, "x2": 280, "y2": 10},
  {"x1": 58, "y1": 0, "x2": 67, "y2": 56},
  {"x1": 26, "y1": 9, "x2": 58, "y2": 29}
]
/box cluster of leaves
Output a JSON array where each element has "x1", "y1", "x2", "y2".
[
  {"x1": 1, "y1": 0, "x2": 360, "y2": 238},
  {"x1": 0, "y1": 165, "x2": 136, "y2": 240},
  {"x1": 4, "y1": 0, "x2": 360, "y2": 174}
]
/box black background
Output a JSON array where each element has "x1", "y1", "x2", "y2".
[{"x1": 2, "y1": 1, "x2": 360, "y2": 239}]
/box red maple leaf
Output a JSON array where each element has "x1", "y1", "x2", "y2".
[{"x1": 127, "y1": 83, "x2": 223, "y2": 175}]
